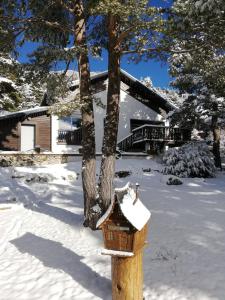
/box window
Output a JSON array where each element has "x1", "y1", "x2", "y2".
[{"x1": 59, "y1": 116, "x2": 81, "y2": 131}]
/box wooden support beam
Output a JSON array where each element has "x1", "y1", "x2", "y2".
[{"x1": 111, "y1": 249, "x2": 143, "y2": 300}]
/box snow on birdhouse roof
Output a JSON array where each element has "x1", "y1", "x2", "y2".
[
  {"x1": 96, "y1": 183, "x2": 151, "y2": 231},
  {"x1": 119, "y1": 186, "x2": 151, "y2": 231},
  {"x1": 96, "y1": 195, "x2": 116, "y2": 229}
]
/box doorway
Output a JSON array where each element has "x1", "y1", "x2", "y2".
[{"x1": 21, "y1": 125, "x2": 35, "y2": 151}]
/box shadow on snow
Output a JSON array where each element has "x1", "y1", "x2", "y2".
[{"x1": 10, "y1": 232, "x2": 111, "y2": 299}]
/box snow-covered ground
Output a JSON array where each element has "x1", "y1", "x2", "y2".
[{"x1": 0, "y1": 158, "x2": 225, "y2": 300}]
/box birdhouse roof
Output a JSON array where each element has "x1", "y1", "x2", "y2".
[{"x1": 96, "y1": 183, "x2": 151, "y2": 231}]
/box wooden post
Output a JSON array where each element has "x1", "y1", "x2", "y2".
[{"x1": 111, "y1": 250, "x2": 143, "y2": 300}]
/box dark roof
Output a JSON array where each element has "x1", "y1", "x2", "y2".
[
  {"x1": 0, "y1": 107, "x2": 49, "y2": 121},
  {"x1": 120, "y1": 70, "x2": 176, "y2": 113},
  {"x1": 0, "y1": 70, "x2": 175, "y2": 121},
  {"x1": 71, "y1": 69, "x2": 176, "y2": 114}
]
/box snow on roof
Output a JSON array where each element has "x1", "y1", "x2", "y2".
[
  {"x1": 70, "y1": 69, "x2": 175, "y2": 112},
  {"x1": 119, "y1": 187, "x2": 151, "y2": 231},
  {"x1": 120, "y1": 69, "x2": 178, "y2": 110},
  {"x1": 96, "y1": 196, "x2": 116, "y2": 229},
  {"x1": 96, "y1": 183, "x2": 151, "y2": 231},
  {"x1": 0, "y1": 107, "x2": 49, "y2": 120},
  {"x1": 72, "y1": 71, "x2": 108, "y2": 87},
  {"x1": 0, "y1": 110, "x2": 10, "y2": 117}
]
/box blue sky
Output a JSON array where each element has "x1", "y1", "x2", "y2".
[
  {"x1": 95, "y1": 0, "x2": 173, "y2": 87},
  {"x1": 19, "y1": 43, "x2": 171, "y2": 88},
  {"x1": 90, "y1": 51, "x2": 171, "y2": 88},
  {"x1": 89, "y1": 0, "x2": 173, "y2": 88},
  {"x1": 18, "y1": 0, "x2": 173, "y2": 88}
]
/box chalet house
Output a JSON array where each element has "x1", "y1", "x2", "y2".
[{"x1": 0, "y1": 70, "x2": 189, "y2": 153}]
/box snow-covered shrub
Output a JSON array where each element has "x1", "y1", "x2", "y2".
[
  {"x1": 25, "y1": 173, "x2": 54, "y2": 184},
  {"x1": 163, "y1": 142, "x2": 216, "y2": 178},
  {"x1": 115, "y1": 170, "x2": 132, "y2": 178},
  {"x1": 0, "y1": 158, "x2": 12, "y2": 167},
  {"x1": 166, "y1": 176, "x2": 183, "y2": 185},
  {"x1": 142, "y1": 168, "x2": 151, "y2": 173}
]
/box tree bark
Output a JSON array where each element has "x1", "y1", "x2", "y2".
[
  {"x1": 211, "y1": 103, "x2": 222, "y2": 170},
  {"x1": 99, "y1": 14, "x2": 121, "y2": 212},
  {"x1": 74, "y1": 1, "x2": 97, "y2": 229},
  {"x1": 111, "y1": 250, "x2": 143, "y2": 300}
]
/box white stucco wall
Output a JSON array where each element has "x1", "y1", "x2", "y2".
[
  {"x1": 51, "y1": 89, "x2": 164, "y2": 153},
  {"x1": 93, "y1": 89, "x2": 163, "y2": 152}
]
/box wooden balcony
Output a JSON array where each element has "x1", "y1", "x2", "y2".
[
  {"x1": 118, "y1": 125, "x2": 190, "y2": 152},
  {"x1": 57, "y1": 128, "x2": 82, "y2": 145}
]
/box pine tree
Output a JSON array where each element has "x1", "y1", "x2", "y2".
[
  {"x1": 0, "y1": 0, "x2": 99, "y2": 228},
  {"x1": 170, "y1": 51, "x2": 225, "y2": 168},
  {"x1": 90, "y1": 0, "x2": 170, "y2": 212},
  {"x1": 167, "y1": 0, "x2": 225, "y2": 168},
  {"x1": 0, "y1": 52, "x2": 45, "y2": 111},
  {"x1": 167, "y1": 0, "x2": 225, "y2": 52}
]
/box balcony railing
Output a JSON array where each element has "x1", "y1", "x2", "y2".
[
  {"x1": 57, "y1": 128, "x2": 82, "y2": 145},
  {"x1": 132, "y1": 125, "x2": 166, "y2": 143},
  {"x1": 132, "y1": 125, "x2": 190, "y2": 143},
  {"x1": 118, "y1": 125, "x2": 191, "y2": 151},
  {"x1": 117, "y1": 133, "x2": 133, "y2": 152}
]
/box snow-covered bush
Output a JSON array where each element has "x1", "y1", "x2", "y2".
[
  {"x1": 166, "y1": 176, "x2": 183, "y2": 185},
  {"x1": 163, "y1": 142, "x2": 216, "y2": 178}
]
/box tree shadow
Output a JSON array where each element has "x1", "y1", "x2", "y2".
[
  {"x1": 10, "y1": 232, "x2": 111, "y2": 299},
  {"x1": 14, "y1": 180, "x2": 84, "y2": 228}
]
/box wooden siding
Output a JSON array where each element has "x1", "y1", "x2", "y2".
[
  {"x1": 0, "y1": 112, "x2": 51, "y2": 151},
  {"x1": 102, "y1": 203, "x2": 136, "y2": 252},
  {"x1": 21, "y1": 114, "x2": 51, "y2": 151},
  {"x1": 133, "y1": 224, "x2": 148, "y2": 253}
]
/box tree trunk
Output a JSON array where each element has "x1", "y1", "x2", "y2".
[
  {"x1": 74, "y1": 1, "x2": 97, "y2": 229},
  {"x1": 111, "y1": 250, "x2": 143, "y2": 300},
  {"x1": 211, "y1": 103, "x2": 222, "y2": 170},
  {"x1": 99, "y1": 14, "x2": 121, "y2": 212}
]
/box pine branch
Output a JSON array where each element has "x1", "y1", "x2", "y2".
[
  {"x1": 0, "y1": 15, "x2": 74, "y2": 34},
  {"x1": 121, "y1": 45, "x2": 206, "y2": 55},
  {"x1": 55, "y1": 0, "x2": 75, "y2": 14}
]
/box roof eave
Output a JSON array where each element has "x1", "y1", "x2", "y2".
[{"x1": 0, "y1": 107, "x2": 49, "y2": 121}]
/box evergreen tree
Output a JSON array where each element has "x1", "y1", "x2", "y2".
[
  {"x1": 168, "y1": 0, "x2": 225, "y2": 52},
  {"x1": 0, "y1": 51, "x2": 74, "y2": 111},
  {"x1": 141, "y1": 76, "x2": 184, "y2": 108},
  {"x1": 167, "y1": 0, "x2": 225, "y2": 168},
  {"x1": 0, "y1": 0, "x2": 98, "y2": 228},
  {"x1": 0, "y1": 52, "x2": 44, "y2": 111},
  {"x1": 90, "y1": 0, "x2": 170, "y2": 212}
]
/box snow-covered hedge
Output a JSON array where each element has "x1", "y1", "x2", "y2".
[{"x1": 163, "y1": 142, "x2": 216, "y2": 178}]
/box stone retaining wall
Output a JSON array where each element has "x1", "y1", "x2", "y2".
[
  {"x1": 0, "y1": 153, "x2": 80, "y2": 167},
  {"x1": 0, "y1": 152, "x2": 150, "y2": 167}
]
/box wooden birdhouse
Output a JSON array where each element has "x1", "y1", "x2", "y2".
[{"x1": 97, "y1": 183, "x2": 151, "y2": 256}]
